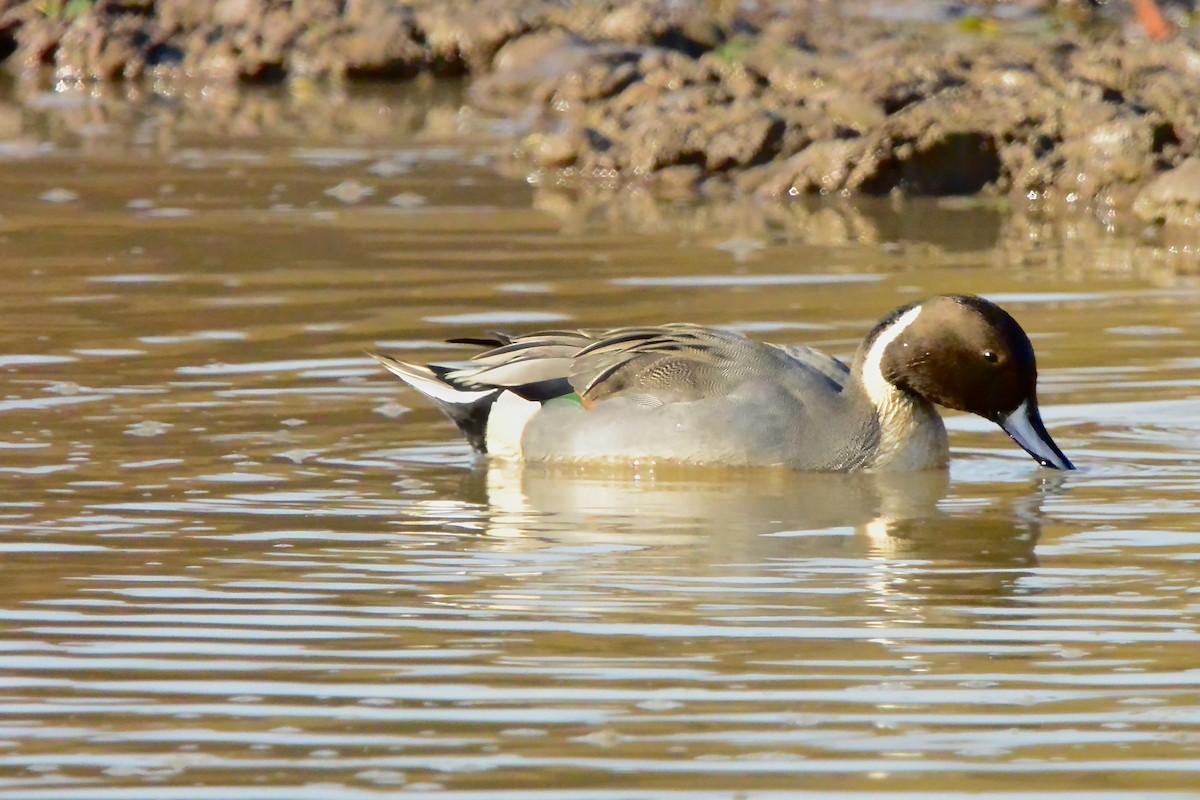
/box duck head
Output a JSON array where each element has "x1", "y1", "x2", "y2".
[{"x1": 866, "y1": 294, "x2": 1074, "y2": 470}]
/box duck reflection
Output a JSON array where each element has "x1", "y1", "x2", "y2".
[
  {"x1": 476, "y1": 463, "x2": 950, "y2": 544},
  {"x1": 856, "y1": 474, "x2": 1064, "y2": 619},
  {"x1": 457, "y1": 463, "x2": 1059, "y2": 592}
]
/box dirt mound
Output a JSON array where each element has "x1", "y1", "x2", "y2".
[{"x1": 1, "y1": 0, "x2": 1198, "y2": 223}]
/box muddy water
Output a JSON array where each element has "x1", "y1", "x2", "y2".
[{"x1": 1, "y1": 85, "x2": 1200, "y2": 799}]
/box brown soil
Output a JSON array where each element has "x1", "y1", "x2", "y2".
[{"x1": 2, "y1": 0, "x2": 1199, "y2": 225}]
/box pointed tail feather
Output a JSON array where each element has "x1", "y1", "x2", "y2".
[
  {"x1": 369, "y1": 353, "x2": 492, "y2": 403},
  {"x1": 369, "y1": 353, "x2": 499, "y2": 453}
]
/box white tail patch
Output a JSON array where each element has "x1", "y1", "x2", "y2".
[
  {"x1": 485, "y1": 391, "x2": 540, "y2": 459},
  {"x1": 370, "y1": 354, "x2": 492, "y2": 405}
]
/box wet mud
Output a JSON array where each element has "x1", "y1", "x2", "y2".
[{"x1": 2, "y1": 0, "x2": 1200, "y2": 225}]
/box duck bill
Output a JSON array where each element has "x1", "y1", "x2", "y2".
[{"x1": 998, "y1": 399, "x2": 1074, "y2": 470}]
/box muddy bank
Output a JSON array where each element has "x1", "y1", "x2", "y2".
[{"x1": 2, "y1": 0, "x2": 1200, "y2": 226}]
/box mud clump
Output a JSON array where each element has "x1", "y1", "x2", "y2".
[
  {"x1": 1, "y1": 0, "x2": 1200, "y2": 223},
  {"x1": 0, "y1": 0, "x2": 545, "y2": 81},
  {"x1": 473, "y1": 7, "x2": 1200, "y2": 220},
  {"x1": 1134, "y1": 157, "x2": 1200, "y2": 225}
]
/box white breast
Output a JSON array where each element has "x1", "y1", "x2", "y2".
[{"x1": 485, "y1": 391, "x2": 541, "y2": 460}]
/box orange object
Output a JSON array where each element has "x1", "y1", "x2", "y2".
[{"x1": 1133, "y1": 0, "x2": 1174, "y2": 41}]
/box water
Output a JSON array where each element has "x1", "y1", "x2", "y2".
[{"x1": 1, "y1": 83, "x2": 1200, "y2": 798}]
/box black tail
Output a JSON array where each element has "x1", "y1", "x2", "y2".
[{"x1": 426, "y1": 365, "x2": 501, "y2": 454}]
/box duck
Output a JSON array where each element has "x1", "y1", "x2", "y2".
[{"x1": 370, "y1": 294, "x2": 1074, "y2": 471}]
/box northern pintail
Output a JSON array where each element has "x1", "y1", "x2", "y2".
[{"x1": 371, "y1": 294, "x2": 1074, "y2": 471}]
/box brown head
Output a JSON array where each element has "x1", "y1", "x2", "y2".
[{"x1": 859, "y1": 294, "x2": 1074, "y2": 469}]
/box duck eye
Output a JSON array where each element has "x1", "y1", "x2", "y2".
[{"x1": 982, "y1": 350, "x2": 999, "y2": 364}]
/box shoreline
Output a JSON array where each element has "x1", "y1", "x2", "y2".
[{"x1": 1, "y1": 0, "x2": 1198, "y2": 228}]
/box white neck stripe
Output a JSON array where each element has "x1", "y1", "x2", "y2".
[
  {"x1": 861, "y1": 305, "x2": 923, "y2": 406},
  {"x1": 858, "y1": 304, "x2": 947, "y2": 470}
]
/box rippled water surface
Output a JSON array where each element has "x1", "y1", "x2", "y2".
[{"x1": 1, "y1": 84, "x2": 1200, "y2": 799}]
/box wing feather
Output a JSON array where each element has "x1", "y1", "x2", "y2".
[{"x1": 380, "y1": 325, "x2": 840, "y2": 411}]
